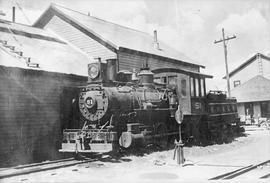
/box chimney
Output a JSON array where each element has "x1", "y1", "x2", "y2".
[
  {"x1": 12, "y1": 6, "x2": 15, "y2": 22},
  {"x1": 153, "y1": 30, "x2": 160, "y2": 50},
  {"x1": 0, "y1": 10, "x2": 6, "y2": 16}
]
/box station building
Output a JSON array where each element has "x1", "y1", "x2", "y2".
[
  {"x1": 0, "y1": 3, "x2": 210, "y2": 166},
  {"x1": 227, "y1": 53, "x2": 270, "y2": 123}
]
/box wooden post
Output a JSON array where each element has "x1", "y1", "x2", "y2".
[
  {"x1": 214, "y1": 28, "x2": 236, "y2": 98},
  {"x1": 222, "y1": 28, "x2": 231, "y2": 97}
]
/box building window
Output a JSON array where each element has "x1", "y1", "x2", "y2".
[
  {"x1": 260, "y1": 102, "x2": 269, "y2": 118},
  {"x1": 233, "y1": 80, "x2": 241, "y2": 87},
  {"x1": 244, "y1": 103, "x2": 254, "y2": 116},
  {"x1": 181, "y1": 79, "x2": 187, "y2": 97}
]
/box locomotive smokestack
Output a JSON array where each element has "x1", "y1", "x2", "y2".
[{"x1": 138, "y1": 67, "x2": 154, "y2": 87}]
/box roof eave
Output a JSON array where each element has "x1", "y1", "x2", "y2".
[
  {"x1": 33, "y1": 4, "x2": 118, "y2": 53},
  {"x1": 223, "y1": 53, "x2": 270, "y2": 79},
  {"x1": 152, "y1": 67, "x2": 213, "y2": 78},
  {"x1": 118, "y1": 47, "x2": 205, "y2": 69}
]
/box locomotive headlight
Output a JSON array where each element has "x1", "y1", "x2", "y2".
[
  {"x1": 88, "y1": 64, "x2": 99, "y2": 79},
  {"x1": 85, "y1": 97, "x2": 96, "y2": 109}
]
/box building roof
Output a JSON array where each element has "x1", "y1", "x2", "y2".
[
  {"x1": 152, "y1": 67, "x2": 213, "y2": 78},
  {"x1": 0, "y1": 20, "x2": 91, "y2": 76},
  {"x1": 231, "y1": 75, "x2": 270, "y2": 103},
  {"x1": 33, "y1": 3, "x2": 204, "y2": 68},
  {"x1": 223, "y1": 53, "x2": 270, "y2": 79}
]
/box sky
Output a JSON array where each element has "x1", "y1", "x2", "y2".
[{"x1": 0, "y1": 0, "x2": 269, "y2": 90}]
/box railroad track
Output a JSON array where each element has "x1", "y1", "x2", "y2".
[
  {"x1": 0, "y1": 157, "x2": 95, "y2": 179},
  {"x1": 209, "y1": 159, "x2": 270, "y2": 180}
]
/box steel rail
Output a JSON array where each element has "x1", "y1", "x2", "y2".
[
  {"x1": 223, "y1": 159, "x2": 270, "y2": 179},
  {"x1": 0, "y1": 158, "x2": 74, "y2": 172},
  {"x1": 209, "y1": 165, "x2": 253, "y2": 180},
  {"x1": 0, "y1": 158, "x2": 94, "y2": 179},
  {"x1": 209, "y1": 159, "x2": 270, "y2": 180},
  {"x1": 260, "y1": 173, "x2": 270, "y2": 179},
  {"x1": 15, "y1": 158, "x2": 75, "y2": 170}
]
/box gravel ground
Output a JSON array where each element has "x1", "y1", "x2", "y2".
[{"x1": 2, "y1": 126, "x2": 270, "y2": 183}]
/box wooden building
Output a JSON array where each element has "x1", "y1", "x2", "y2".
[
  {"x1": 227, "y1": 53, "x2": 270, "y2": 123},
  {"x1": 34, "y1": 3, "x2": 212, "y2": 114},
  {"x1": 0, "y1": 19, "x2": 89, "y2": 166}
]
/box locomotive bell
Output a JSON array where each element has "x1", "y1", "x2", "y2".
[{"x1": 138, "y1": 67, "x2": 154, "y2": 86}]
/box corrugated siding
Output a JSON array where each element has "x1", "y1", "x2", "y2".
[
  {"x1": 45, "y1": 16, "x2": 117, "y2": 61},
  {"x1": 0, "y1": 66, "x2": 86, "y2": 167},
  {"x1": 118, "y1": 51, "x2": 199, "y2": 72}
]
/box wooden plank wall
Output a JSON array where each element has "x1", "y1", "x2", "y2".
[
  {"x1": 118, "y1": 51, "x2": 200, "y2": 72},
  {"x1": 0, "y1": 66, "x2": 87, "y2": 167},
  {"x1": 45, "y1": 16, "x2": 117, "y2": 61}
]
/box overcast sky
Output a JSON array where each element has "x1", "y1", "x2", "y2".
[{"x1": 0, "y1": 0, "x2": 269, "y2": 90}]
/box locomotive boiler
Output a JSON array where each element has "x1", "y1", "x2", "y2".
[{"x1": 60, "y1": 58, "x2": 242, "y2": 153}]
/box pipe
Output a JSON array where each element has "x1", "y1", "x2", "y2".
[{"x1": 12, "y1": 7, "x2": 15, "y2": 22}]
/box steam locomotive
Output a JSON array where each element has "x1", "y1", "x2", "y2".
[{"x1": 60, "y1": 59, "x2": 242, "y2": 153}]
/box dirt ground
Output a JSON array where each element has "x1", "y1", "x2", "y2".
[{"x1": 2, "y1": 126, "x2": 270, "y2": 183}]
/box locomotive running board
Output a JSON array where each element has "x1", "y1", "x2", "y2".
[{"x1": 59, "y1": 143, "x2": 114, "y2": 153}]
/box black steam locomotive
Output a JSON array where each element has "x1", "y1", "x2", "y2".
[{"x1": 60, "y1": 59, "x2": 242, "y2": 153}]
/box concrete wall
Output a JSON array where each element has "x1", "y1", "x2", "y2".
[{"x1": 0, "y1": 66, "x2": 87, "y2": 167}]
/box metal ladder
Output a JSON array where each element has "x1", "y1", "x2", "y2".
[
  {"x1": 0, "y1": 39, "x2": 39, "y2": 68},
  {"x1": 257, "y1": 53, "x2": 263, "y2": 76}
]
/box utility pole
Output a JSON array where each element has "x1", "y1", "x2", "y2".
[{"x1": 214, "y1": 28, "x2": 236, "y2": 97}]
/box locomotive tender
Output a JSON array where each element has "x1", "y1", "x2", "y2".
[{"x1": 60, "y1": 58, "x2": 241, "y2": 153}]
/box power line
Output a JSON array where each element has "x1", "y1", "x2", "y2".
[{"x1": 214, "y1": 28, "x2": 236, "y2": 98}]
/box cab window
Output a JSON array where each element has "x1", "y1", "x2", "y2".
[
  {"x1": 190, "y1": 77, "x2": 194, "y2": 97},
  {"x1": 181, "y1": 79, "x2": 187, "y2": 97}
]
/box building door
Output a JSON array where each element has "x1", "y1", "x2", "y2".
[
  {"x1": 60, "y1": 87, "x2": 81, "y2": 130},
  {"x1": 244, "y1": 102, "x2": 254, "y2": 117},
  {"x1": 260, "y1": 101, "x2": 269, "y2": 118}
]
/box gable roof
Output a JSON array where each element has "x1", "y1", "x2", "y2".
[
  {"x1": 231, "y1": 75, "x2": 270, "y2": 103},
  {"x1": 224, "y1": 53, "x2": 270, "y2": 79},
  {"x1": 0, "y1": 20, "x2": 91, "y2": 76},
  {"x1": 33, "y1": 3, "x2": 204, "y2": 68}
]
